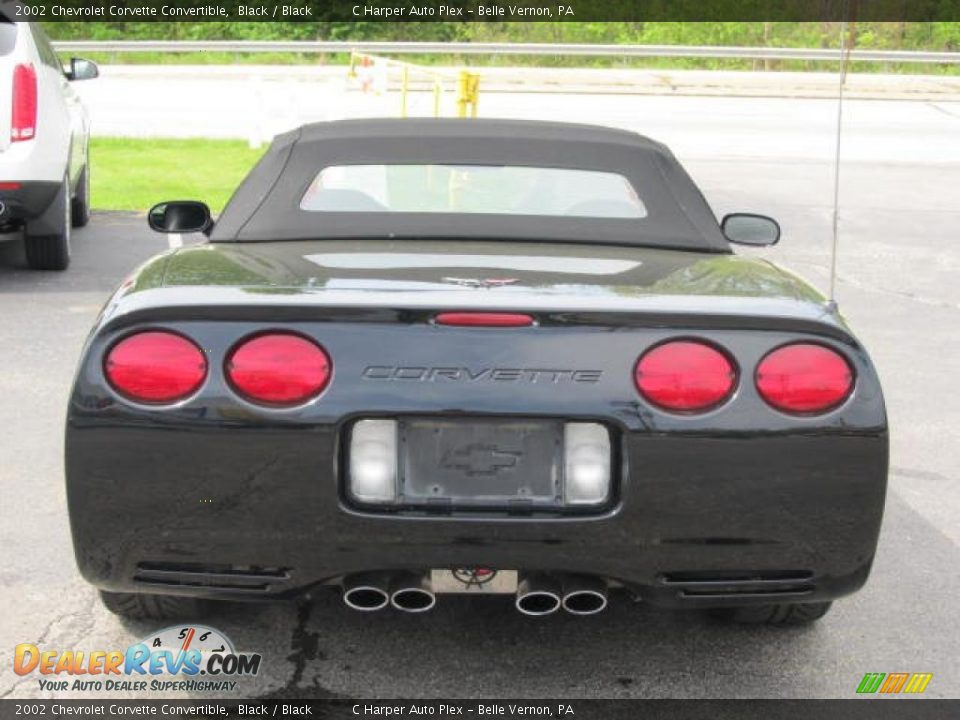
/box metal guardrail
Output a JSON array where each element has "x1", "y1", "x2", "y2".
[{"x1": 49, "y1": 40, "x2": 960, "y2": 65}]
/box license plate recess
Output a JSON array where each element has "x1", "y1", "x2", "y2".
[{"x1": 399, "y1": 418, "x2": 563, "y2": 509}]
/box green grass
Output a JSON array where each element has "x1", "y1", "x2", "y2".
[
  {"x1": 78, "y1": 51, "x2": 343, "y2": 66},
  {"x1": 90, "y1": 138, "x2": 266, "y2": 212}
]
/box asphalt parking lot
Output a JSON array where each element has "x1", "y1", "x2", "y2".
[{"x1": 0, "y1": 148, "x2": 958, "y2": 700}]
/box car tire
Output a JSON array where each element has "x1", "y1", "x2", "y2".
[
  {"x1": 71, "y1": 161, "x2": 91, "y2": 228},
  {"x1": 99, "y1": 590, "x2": 207, "y2": 621},
  {"x1": 710, "y1": 601, "x2": 833, "y2": 625},
  {"x1": 25, "y1": 174, "x2": 71, "y2": 271}
]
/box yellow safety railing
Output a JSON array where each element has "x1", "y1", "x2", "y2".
[
  {"x1": 455, "y1": 70, "x2": 480, "y2": 118},
  {"x1": 348, "y1": 51, "x2": 480, "y2": 119}
]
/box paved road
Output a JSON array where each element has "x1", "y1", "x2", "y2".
[
  {"x1": 0, "y1": 133, "x2": 958, "y2": 700},
  {"x1": 74, "y1": 67, "x2": 960, "y2": 165}
]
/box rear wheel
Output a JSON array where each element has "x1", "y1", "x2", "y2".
[
  {"x1": 99, "y1": 590, "x2": 207, "y2": 621},
  {"x1": 71, "y1": 159, "x2": 91, "y2": 228},
  {"x1": 710, "y1": 601, "x2": 833, "y2": 625},
  {"x1": 25, "y1": 174, "x2": 70, "y2": 271}
]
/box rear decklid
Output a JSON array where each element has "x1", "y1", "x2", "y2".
[{"x1": 106, "y1": 240, "x2": 848, "y2": 339}]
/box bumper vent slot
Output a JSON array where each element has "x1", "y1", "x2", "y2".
[
  {"x1": 661, "y1": 571, "x2": 814, "y2": 599},
  {"x1": 134, "y1": 562, "x2": 290, "y2": 593}
]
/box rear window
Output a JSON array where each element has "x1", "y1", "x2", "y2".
[
  {"x1": 0, "y1": 23, "x2": 16, "y2": 56},
  {"x1": 299, "y1": 164, "x2": 647, "y2": 219}
]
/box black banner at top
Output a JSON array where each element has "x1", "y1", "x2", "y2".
[
  {"x1": 0, "y1": 700, "x2": 959, "y2": 719},
  {"x1": 4, "y1": 0, "x2": 960, "y2": 22}
]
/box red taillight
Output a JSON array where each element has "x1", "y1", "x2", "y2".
[
  {"x1": 11, "y1": 63, "x2": 37, "y2": 143},
  {"x1": 0, "y1": 182, "x2": 22, "y2": 191},
  {"x1": 756, "y1": 343, "x2": 854, "y2": 414},
  {"x1": 634, "y1": 340, "x2": 736, "y2": 412},
  {"x1": 226, "y1": 333, "x2": 331, "y2": 406},
  {"x1": 105, "y1": 331, "x2": 207, "y2": 404},
  {"x1": 434, "y1": 312, "x2": 535, "y2": 327}
]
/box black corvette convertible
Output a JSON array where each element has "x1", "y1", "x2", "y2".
[{"x1": 66, "y1": 119, "x2": 887, "y2": 624}]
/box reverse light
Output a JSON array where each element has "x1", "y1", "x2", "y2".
[
  {"x1": 563, "y1": 423, "x2": 611, "y2": 505},
  {"x1": 349, "y1": 420, "x2": 398, "y2": 503},
  {"x1": 104, "y1": 331, "x2": 207, "y2": 404},
  {"x1": 634, "y1": 340, "x2": 736, "y2": 412},
  {"x1": 756, "y1": 343, "x2": 854, "y2": 414},
  {"x1": 11, "y1": 64, "x2": 37, "y2": 142},
  {"x1": 226, "y1": 333, "x2": 331, "y2": 406}
]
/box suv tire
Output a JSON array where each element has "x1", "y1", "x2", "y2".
[{"x1": 71, "y1": 159, "x2": 91, "y2": 228}]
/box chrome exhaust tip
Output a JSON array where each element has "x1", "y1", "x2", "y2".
[
  {"x1": 561, "y1": 575, "x2": 608, "y2": 616},
  {"x1": 390, "y1": 573, "x2": 436, "y2": 613},
  {"x1": 342, "y1": 573, "x2": 391, "y2": 612},
  {"x1": 515, "y1": 575, "x2": 562, "y2": 616}
]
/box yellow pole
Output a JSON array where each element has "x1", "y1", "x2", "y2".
[
  {"x1": 400, "y1": 66, "x2": 409, "y2": 118},
  {"x1": 456, "y1": 70, "x2": 469, "y2": 118},
  {"x1": 348, "y1": 51, "x2": 357, "y2": 79},
  {"x1": 469, "y1": 73, "x2": 480, "y2": 117},
  {"x1": 433, "y1": 79, "x2": 441, "y2": 117}
]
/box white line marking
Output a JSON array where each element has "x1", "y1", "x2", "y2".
[{"x1": 168, "y1": 233, "x2": 183, "y2": 249}]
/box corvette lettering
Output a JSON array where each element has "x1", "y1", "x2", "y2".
[{"x1": 361, "y1": 366, "x2": 602, "y2": 383}]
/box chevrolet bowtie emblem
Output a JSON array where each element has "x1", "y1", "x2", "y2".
[{"x1": 440, "y1": 444, "x2": 521, "y2": 476}]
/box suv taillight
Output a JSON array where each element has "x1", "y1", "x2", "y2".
[
  {"x1": 755, "y1": 343, "x2": 854, "y2": 414},
  {"x1": 104, "y1": 331, "x2": 208, "y2": 404},
  {"x1": 226, "y1": 333, "x2": 331, "y2": 406},
  {"x1": 11, "y1": 63, "x2": 37, "y2": 142},
  {"x1": 634, "y1": 340, "x2": 737, "y2": 412}
]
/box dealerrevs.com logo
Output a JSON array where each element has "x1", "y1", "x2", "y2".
[{"x1": 14, "y1": 625, "x2": 262, "y2": 693}]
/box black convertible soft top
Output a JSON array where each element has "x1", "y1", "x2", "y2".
[{"x1": 211, "y1": 118, "x2": 731, "y2": 253}]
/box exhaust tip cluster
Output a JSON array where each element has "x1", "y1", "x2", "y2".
[
  {"x1": 343, "y1": 572, "x2": 608, "y2": 616},
  {"x1": 342, "y1": 572, "x2": 437, "y2": 614},
  {"x1": 516, "y1": 574, "x2": 608, "y2": 617}
]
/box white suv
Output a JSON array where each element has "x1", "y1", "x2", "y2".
[{"x1": 0, "y1": 16, "x2": 97, "y2": 270}]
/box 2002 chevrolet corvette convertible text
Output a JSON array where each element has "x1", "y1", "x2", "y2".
[{"x1": 65, "y1": 119, "x2": 887, "y2": 625}]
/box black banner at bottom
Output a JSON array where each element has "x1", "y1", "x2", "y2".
[{"x1": 1, "y1": 699, "x2": 958, "y2": 720}]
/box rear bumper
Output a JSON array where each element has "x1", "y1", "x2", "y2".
[
  {"x1": 66, "y1": 422, "x2": 887, "y2": 609},
  {"x1": 66, "y1": 315, "x2": 888, "y2": 610},
  {"x1": 0, "y1": 180, "x2": 59, "y2": 225}
]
